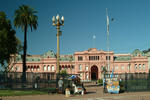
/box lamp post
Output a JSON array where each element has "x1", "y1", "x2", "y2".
[{"x1": 52, "y1": 14, "x2": 64, "y2": 74}]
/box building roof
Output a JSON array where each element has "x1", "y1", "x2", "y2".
[
  {"x1": 60, "y1": 55, "x2": 75, "y2": 61},
  {"x1": 14, "y1": 49, "x2": 149, "y2": 62},
  {"x1": 132, "y1": 49, "x2": 145, "y2": 57},
  {"x1": 114, "y1": 56, "x2": 131, "y2": 61},
  {"x1": 41, "y1": 50, "x2": 56, "y2": 58}
]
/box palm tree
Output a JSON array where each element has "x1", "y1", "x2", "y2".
[
  {"x1": 14, "y1": 5, "x2": 38, "y2": 82},
  {"x1": 101, "y1": 66, "x2": 107, "y2": 79}
]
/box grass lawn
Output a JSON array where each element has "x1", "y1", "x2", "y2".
[{"x1": 0, "y1": 90, "x2": 48, "y2": 96}]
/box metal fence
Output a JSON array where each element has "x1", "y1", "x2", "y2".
[
  {"x1": 104, "y1": 73, "x2": 150, "y2": 92},
  {"x1": 0, "y1": 72, "x2": 57, "y2": 89}
]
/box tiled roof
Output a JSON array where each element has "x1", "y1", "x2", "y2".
[
  {"x1": 114, "y1": 56, "x2": 131, "y2": 61},
  {"x1": 60, "y1": 55, "x2": 74, "y2": 61}
]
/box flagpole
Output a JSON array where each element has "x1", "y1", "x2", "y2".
[
  {"x1": 93, "y1": 35, "x2": 96, "y2": 48},
  {"x1": 106, "y1": 8, "x2": 110, "y2": 74}
]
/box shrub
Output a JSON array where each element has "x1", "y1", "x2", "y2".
[
  {"x1": 119, "y1": 81, "x2": 125, "y2": 93},
  {"x1": 97, "y1": 79, "x2": 103, "y2": 85}
]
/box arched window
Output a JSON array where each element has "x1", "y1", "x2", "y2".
[
  {"x1": 79, "y1": 64, "x2": 82, "y2": 71},
  {"x1": 139, "y1": 64, "x2": 141, "y2": 70},
  {"x1": 51, "y1": 65, "x2": 55, "y2": 71},
  {"x1": 37, "y1": 67, "x2": 40, "y2": 71},
  {"x1": 43, "y1": 65, "x2": 46, "y2": 71},
  {"x1": 85, "y1": 66, "x2": 88, "y2": 71},
  {"x1": 86, "y1": 74, "x2": 88, "y2": 80},
  {"x1": 135, "y1": 64, "x2": 137, "y2": 70},
  {"x1": 47, "y1": 65, "x2": 50, "y2": 71},
  {"x1": 31, "y1": 67, "x2": 34, "y2": 71},
  {"x1": 80, "y1": 73, "x2": 83, "y2": 79},
  {"x1": 143, "y1": 64, "x2": 145, "y2": 70}
]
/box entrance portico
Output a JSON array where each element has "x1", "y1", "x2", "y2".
[{"x1": 91, "y1": 65, "x2": 98, "y2": 80}]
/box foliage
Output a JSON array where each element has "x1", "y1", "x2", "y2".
[
  {"x1": 101, "y1": 66, "x2": 107, "y2": 73},
  {"x1": 119, "y1": 81, "x2": 125, "y2": 92},
  {"x1": 143, "y1": 48, "x2": 150, "y2": 53},
  {"x1": 97, "y1": 79, "x2": 103, "y2": 85},
  {"x1": 0, "y1": 11, "x2": 22, "y2": 71},
  {"x1": 14, "y1": 5, "x2": 38, "y2": 74},
  {"x1": 60, "y1": 69, "x2": 68, "y2": 77},
  {"x1": 14, "y1": 5, "x2": 38, "y2": 31}
]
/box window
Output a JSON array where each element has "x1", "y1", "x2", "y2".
[
  {"x1": 127, "y1": 65, "x2": 130, "y2": 70},
  {"x1": 139, "y1": 64, "x2": 141, "y2": 70},
  {"x1": 71, "y1": 65, "x2": 74, "y2": 69},
  {"x1": 48, "y1": 65, "x2": 50, "y2": 71},
  {"x1": 121, "y1": 66, "x2": 124, "y2": 70},
  {"x1": 43, "y1": 65, "x2": 46, "y2": 71},
  {"x1": 80, "y1": 73, "x2": 83, "y2": 79},
  {"x1": 115, "y1": 66, "x2": 118, "y2": 70},
  {"x1": 143, "y1": 64, "x2": 145, "y2": 70},
  {"x1": 115, "y1": 75, "x2": 118, "y2": 77},
  {"x1": 86, "y1": 74, "x2": 88, "y2": 80},
  {"x1": 93, "y1": 56, "x2": 96, "y2": 60},
  {"x1": 37, "y1": 67, "x2": 40, "y2": 71},
  {"x1": 135, "y1": 64, "x2": 137, "y2": 70},
  {"x1": 98, "y1": 56, "x2": 99, "y2": 60},
  {"x1": 16, "y1": 66, "x2": 20, "y2": 71},
  {"x1": 78, "y1": 56, "x2": 83, "y2": 61},
  {"x1": 51, "y1": 65, "x2": 55, "y2": 71},
  {"x1": 106, "y1": 56, "x2": 111, "y2": 60},
  {"x1": 85, "y1": 66, "x2": 88, "y2": 71},
  {"x1": 89, "y1": 56, "x2": 92, "y2": 60},
  {"x1": 31, "y1": 68, "x2": 34, "y2": 71},
  {"x1": 89, "y1": 56, "x2": 99, "y2": 60},
  {"x1": 79, "y1": 64, "x2": 82, "y2": 71}
]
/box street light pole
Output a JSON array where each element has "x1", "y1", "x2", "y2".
[{"x1": 52, "y1": 14, "x2": 64, "y2": 74}]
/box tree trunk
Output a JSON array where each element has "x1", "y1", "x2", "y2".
[{"x1": 22, "y1": 24, "x2": 27, "y2": 82}]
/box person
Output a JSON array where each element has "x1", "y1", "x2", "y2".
[
  {"x1": 103, "y1": 78, "x2": 107, "y2": 93},
  {"x1": 103, "y1": 78, "x2": 105, "y2": 87},
  {"x1": 81, "y1": 83, "x2": 86, "y2": 94},
  {"x1": 58, "y1": 77, "x2": 63, "y2": 92}
]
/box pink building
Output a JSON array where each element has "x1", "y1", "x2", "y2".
[{"x1": 9, "y1": 48, "x2": 149, "y2": 80}]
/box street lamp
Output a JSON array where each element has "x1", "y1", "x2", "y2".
[{"x1": 52, "y1": 14, "x2": 64, "y2": 74}]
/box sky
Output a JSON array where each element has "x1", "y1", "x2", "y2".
[{"x1": 1, "y1": 0, "x2": 150, "y2": 55}]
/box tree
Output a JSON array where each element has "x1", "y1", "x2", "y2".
[
  {"x1": 14, "y1": 5, "x2": 38, "y2": 81},
  {"x1": 143, "y1": 48, "x2": 150, "y2": 53},
  {"x1": 60, "y1": 69, "x2": 68, "y2": 77},
  {"x1": 101, "y1": 66, "x2": 107, "y2": 73},
  {"x1": 101, "y1": 66, "x2": 107, "y2": 79},
  {"x1": 0, "y1": 11, "x2": 22, "y2": 71}
]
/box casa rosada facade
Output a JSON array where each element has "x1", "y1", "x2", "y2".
[{"x1": 9, "y1": 48, "x2": 149, "y2": 80}]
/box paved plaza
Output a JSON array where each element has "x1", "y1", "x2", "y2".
[{"x1": 1, "y1": 86, "x2": 150, "y2": 100}]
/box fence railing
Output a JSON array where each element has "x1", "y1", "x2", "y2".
[{"x1": 0, "y1": 72, "x2": 57, "y2": 89}]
